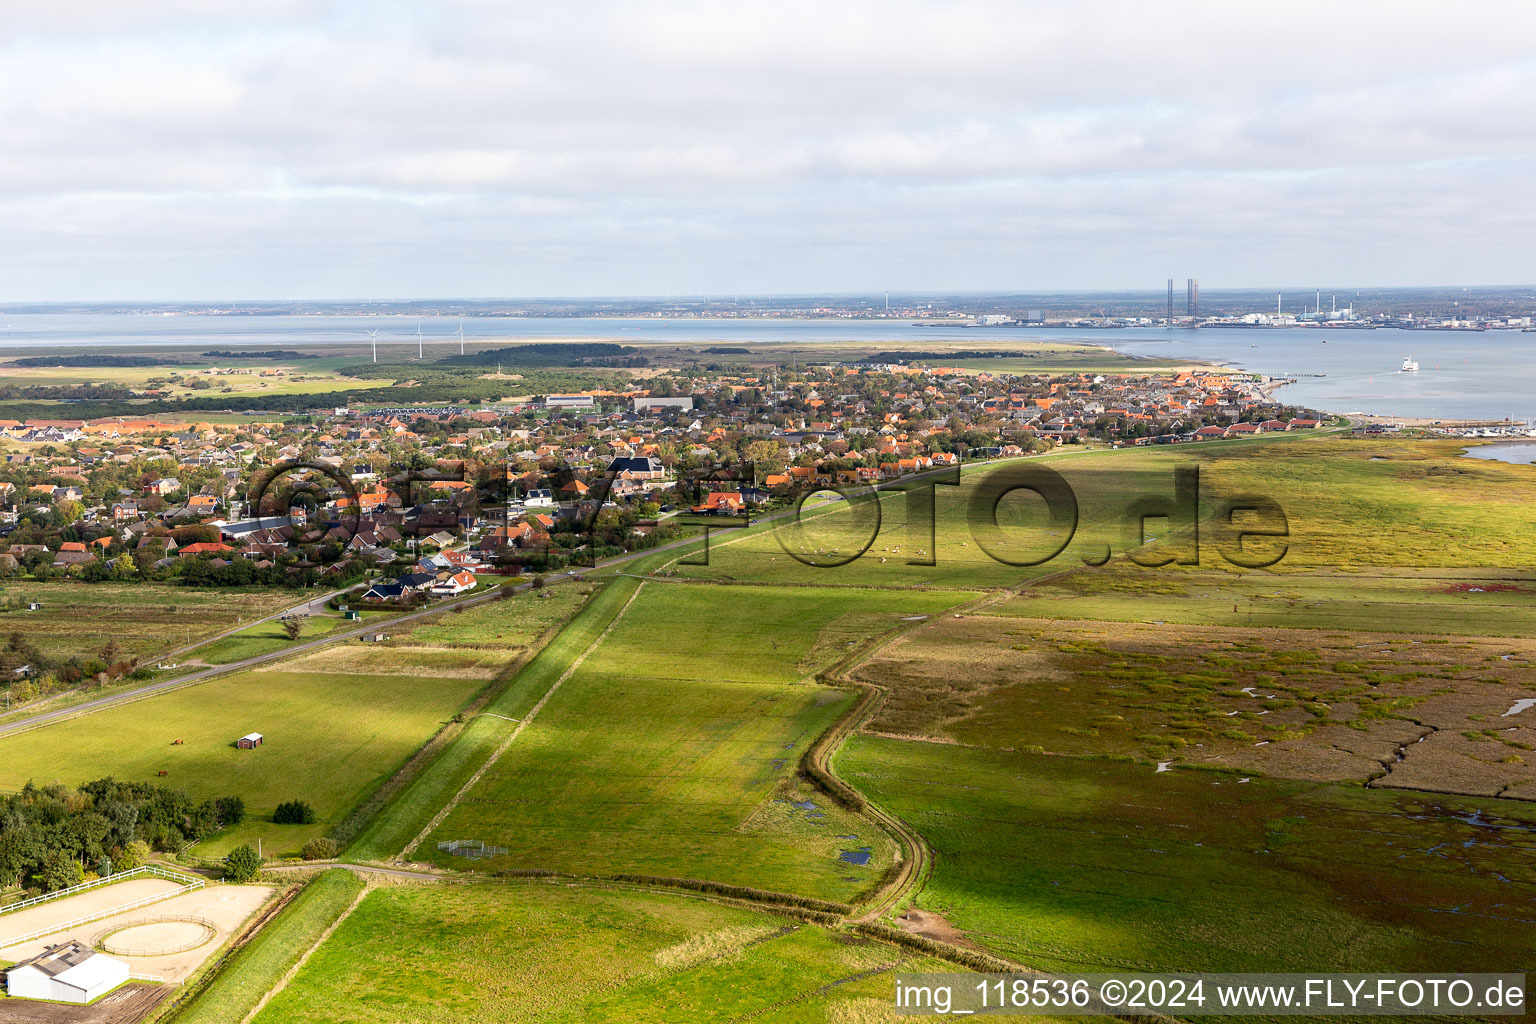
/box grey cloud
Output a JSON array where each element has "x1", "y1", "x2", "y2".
[{"x1": 2, "y1": 0, "x2": 1533, "y2": 298}]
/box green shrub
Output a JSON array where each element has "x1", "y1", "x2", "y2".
[
  {"x1": 224, "y1": 844, "x2": 263, "y2": 883},
  {"x1": 301, "y1": 837, "x2": 339, "y2": 860},
  {"x1": 274, "y1": 800, "x2": 317, "y2": 825}
]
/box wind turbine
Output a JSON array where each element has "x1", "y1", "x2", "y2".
[
  {"x1": 367, "y1": 329, "x2": 379, "y2": 363},
  {"x1": 456, "y1": 319, "x2": 465, "y2": 355},
  {"x1": 416, "y1": 322, "x2": 424, "y2": 359}
]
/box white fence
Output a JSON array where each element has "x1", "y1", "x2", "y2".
[
  {"x1": 0, "y1": 866, "x2": 205, "y2": 947},
  {"x1": 0, "y1": 865, "x2": 200, "y2": 917},
  {"x1": 130, "y1": 972, "x2": 164, "y2": 983}
]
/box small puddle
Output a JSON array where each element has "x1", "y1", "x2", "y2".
[
  {"x1": 1501, "y1": 698, "x2": 1536, "y2": 717},
  {"x1": 839, "y1": 847, "x2": 872, "y2": 865},
  {"x1": 1155, "y1": 761, "x2": 1173, "y2": 773},
  {"x1": 792, "y1": 799, "x2": 818, "y2": 811}
]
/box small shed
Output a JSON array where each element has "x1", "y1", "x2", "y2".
[
  {"x1": 237, "y1": 733, "x2": 264, "y2": 749},
  {"x1": 5, "y1": 943, "x2": 128, "y2": 1004},
  {"x1": 344, "y1": 610, "x2": 361, "y2": 620},
  {"x1": 359, "y1": 632, "x2": 388, "y2": 643}
]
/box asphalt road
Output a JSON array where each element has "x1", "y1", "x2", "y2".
[{"x1": 0, "y1": 521, "x2": 731, "y2": 739}]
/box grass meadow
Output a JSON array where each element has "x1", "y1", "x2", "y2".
[
  {"x1": 195, "y1": 611, "x2": 392, "y2": 665},
  {"x1": 0, "y1": 582, "x2": 298, "y2": 662},
  {"x1": 673, "y1": 435, "x2": 1536, "y2": 589},
  {"x1": 0, "y1": 661, "x2": 489, "y2": 858},
  {"x1": 397, "y1": 580, "x2": 594, "y2": 648},
  {"x1": 1, "y1": 360, "x2": 394, "y2": 397},
  {"x1": 993, "y1": 562, "x2": 1536, "y2": 636},
  {"x1": 346, "y1": 578, "x2": 636, "y2": 862},
  {"x1": 174, "y1": 868, "x2": 364, "y2": 1024},
  {"x1": 840, "y1": 736, "x2": 1536, "y2": 975},
  {"x1": 251, "y1": 880, "x2": 969, "y2": 1024},
  {"x1": 413, "y1": 582, "x2": 973, "y2": 900}
]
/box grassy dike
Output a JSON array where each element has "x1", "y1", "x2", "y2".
[
  {"x1": 166, "y1": 869, "x2": 365, "y2": 1024},
  {"x1": 345, "y1": 574, "x2": 646, "y2": 862}
]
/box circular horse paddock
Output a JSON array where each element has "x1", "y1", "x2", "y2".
[{"x1": 96, "y1": 917, "x2": 217, "y2": 957}]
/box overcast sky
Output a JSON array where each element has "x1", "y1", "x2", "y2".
[{"x1": 4, "y1": 1, "x2": 1534, "y2": 300}]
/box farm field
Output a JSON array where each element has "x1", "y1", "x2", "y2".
[
  {"x1": 673, "y1": 435, "x2": 1536, "y2": 589},
  {"x1": 413, "y1": 581, "x2": 975, "y2": 900},
  {"x1": 251, "y1": 880, "x2": 986, "y2": 1024},
  {"x1": 839, "y1": 736, "x2": 1536, "y2": 976},
  {"x1": 0, "y1": 582, "x2": 300, "y2": 662},
  {"x1": 0, "y1": 659, "x2": 490, "y2": 858}
]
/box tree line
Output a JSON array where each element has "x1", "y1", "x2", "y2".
[{"x1": 0, "y1": 779, "x2": 244, "y2": 893}]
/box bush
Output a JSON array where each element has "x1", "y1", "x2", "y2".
[
  {"x1": 273, "y1": 800, "x2": 317, "y2": 825},
  {"x1": 115, "y1": 839, "x2": 152, "y2": 872},
  {"x1": 215, "y1": 795, "x2": 246, "y2": 826},
  {"x1": 224, "y1": 844, "x2": 263, "y2": 883},
  {"x1": 300, "y1": 837, "x2": 339, "y2": 860}
]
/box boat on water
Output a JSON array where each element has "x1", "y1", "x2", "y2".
[{"x1": 1401, "y1": 356, "x2": 1419, "y2": 373}]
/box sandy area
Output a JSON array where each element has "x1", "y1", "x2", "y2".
[
  {"x1": 0, "y1": 885, "x2": 272, "y2": 984},
  {"x1": 0, "y1": 881, "x2": 181, "y2": 947},
  {"x1": 100, "y1": 920, "x2": 213, "y2": 956}
]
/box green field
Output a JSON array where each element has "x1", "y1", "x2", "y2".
[
  {"x1": 252, "y1": 880, "x2": 976, "y2": 1024},
  {"x1": 174, "y1": 868, "x2": 364, "y2": 1024},
  {"x1": 7, "y1": 428, "x2": 1536, "y2": 1018},
  {"x1": 992, "y1": 562, "x2": 1536, "y2": 636},
  {"x1": 345, "y1": 577, "x2": 638, "y2": 862},
  {"x1": 413, "y1": 582, "x2": 974, "y2": 900},
  {"x1": 673, "y1": 435, "x2": 1536, "y2": 590},
  {"x1": 396, "y1": 581, "x2": 593, "y2": 648},
  {"x1": 1, "y1": 360, "x2": 393, "y2": 398},
  {"x1": 194, "y1": 611, "x2": 392, "y2": 665},
  {"x1": 840, "y1": 736, "x2": 1536, "y2": 975},
  {"x1": 0, "y1": 582, "x2": 300, "y2": 663},
  {"x1": 0, "y1": 663, "x2": 488, "y2": 858},
  {"x1": 619, "y1": 334, "x2": 1189, "y2": 376}
]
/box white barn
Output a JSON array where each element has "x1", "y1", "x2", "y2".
[{"x1": 5, "y1": 942, "x2": 129, "y2": 1004}]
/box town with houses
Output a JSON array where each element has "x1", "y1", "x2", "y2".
[{"x1": 0, "y1": 363, "x2": 1323, "y2": 598}]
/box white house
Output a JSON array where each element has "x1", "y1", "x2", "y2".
[
  {"x1": 524, "y1": 488, "x2": 554, "y2": 508},
  {"x1": 5, "y1": 943, "x2": 129, "y2": 1004},
  {"x1": 429, "y1": 570, "x2": 478, "y2": 596}
]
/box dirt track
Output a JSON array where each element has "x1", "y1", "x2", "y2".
[{"x1": 0, "y1": 984, "x2": 167, "y2": 1024}]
